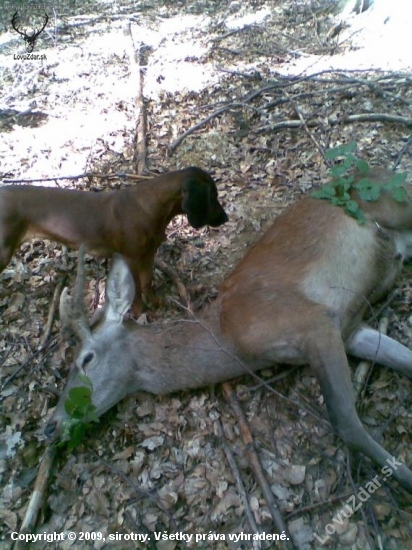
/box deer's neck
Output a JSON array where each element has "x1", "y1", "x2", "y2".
[{"x1": 130, "y1": 307, "x2": 257, "y2": 395}]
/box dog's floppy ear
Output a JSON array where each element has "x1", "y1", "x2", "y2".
[
  {"x1": 182, "y1": 167, "x2": 228, "y2": 229},
  {"x1": 182, "y1": 170, "x2": 210, "y2": 228}
]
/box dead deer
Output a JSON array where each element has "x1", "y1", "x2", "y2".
[
  {"x1": 45, "y1": 167, "x2": 412, "y2": 491},
  {"x1": 0, "y1": 167, "x2": 228, "y2": 315}
]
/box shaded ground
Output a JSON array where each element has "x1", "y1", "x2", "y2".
[{"x1": 1, "y1": 1, "x2": 412, "y2": 549}]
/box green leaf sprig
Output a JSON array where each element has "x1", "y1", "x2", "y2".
[
  {"x1": 58, "y1": 375, "x2": 99, "y2": 450},
  {"x1": 312, "y1": 142, "x2": 408, "y2": 223}
]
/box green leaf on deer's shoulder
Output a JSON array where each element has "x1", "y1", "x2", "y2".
[
  {"x1": 312, "y1": 185, "x2": 336, "y2": 199},
  {"x1": 325, "y1": 141, "x2": 357, "y2": 160},
  {"x1": 384, "y1": 173, "x2": 408, "y2": 194},
  {"x1": 345, "y1": 200, "x2": 361, "y2": 214},
  {"x1": 355, "y1": 177, "x2": 380, "y2": 201},
  {"x1": 357, "y1": 186, "x2": 381, "y2": 202},
  {"x1": 355, "y1": 159, "x2": 370, "y2": 174},
  {"x1": 391, "y1": 187, "x2": 408, "y2": 203},
  {"x1": 389, "y1": 172, "x2": 407, "y2": 186},
  {"x1": 345, "y1": 201, "x2": 365, "y2": 223},
  {"x1": 354, "y1": 177, "x2": 372, "y2": 190}
]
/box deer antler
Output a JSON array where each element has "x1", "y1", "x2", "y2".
[{"x1": 59, "y1": 245, "x2": 92, "y2": 343}]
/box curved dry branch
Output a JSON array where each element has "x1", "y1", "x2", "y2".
[
  {"x1": 255, "y1": 112, "x2": 412, "y2": 134},
  {"x1": 14, "y1": 447, "x2": 56, "y2": 550},
  {"x1": 222, "y1": 382, "x2": 296, "y2": 550}
]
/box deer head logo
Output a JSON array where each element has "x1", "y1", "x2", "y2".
[{"x1": 11, "y1": 11, "x2": 49, "y2": 53}]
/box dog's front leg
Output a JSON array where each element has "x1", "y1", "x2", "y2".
[{"x1": 123, "y1": 258, "x2": 147, "y2": 317}]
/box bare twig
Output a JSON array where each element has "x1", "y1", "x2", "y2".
[
  {"x1": 372, "y1": 290, "x2": 398, "y2": 321},
  {"x1": 39, "y1": 246, "x2": 68, "y2": 348},
  {"x1": 134, "y1": 44, "x2": 150, "y2": 174},
  {"x1": 216, "y1": 65, "x2": 263, "y2": 81},
  {"x1": 282, "y1": 88, "x2": 328, "y2": 164},
  {"x1": 169, "y1": 104, "x2": 243, "y2": 153},
  {"x1": 40, "y1": 281, "x2": 65, "y2": 348},
  {"x1": 213, "y1": 412, "x2": 261, "y2": 540},
  {"x1": 14, "y1": 447, "x2": 57, "y2": 550},
  {"x1": 255, "y1": 112, "x2": 412, "y2": 134},
  {"x1": 123, "y1": 21, "x2": 150, "y2": 174},
  {"x1": 97, "y1": 455, "x2": 184, "y2": 541},
  {"x1": 2, "y1": 172, "x2": 151, "y2": 185},
  {"x1": 341, "y1": 113, "x2": 412, "y2": 126},
  {"x1": 354, "y1": 310, "x2": 390, "y2": 403},
  {"x1": 1, "y1": 339, "x2": 58, "y2": 389},
  {"x1": 249, "y1": 365, "x2": 300, "y2": 391},
  {"x1": 154, "y1": 258, "x2": 190, "y2": 310},
  {"x1": 222, "y1": 382, "x2": 296, "y2": 550},
  {"x1": 3, "y1": 173, "x2": 100, "y2": 184},
  {"x1": 286, "y1": 491, "x2": 354, "y2": 519},
  {"x1": 394, "y1": 135, "x2": 412, "y2": 170},
  {"x1": 170, "y1": 70, "x2": 412, "y2": 152},
  {"x1": 211, "y1": 24, "x2": 261, "y2": 43},
  {"x1": 346, "y1": 463, "x2": 377, "y2": 550}
]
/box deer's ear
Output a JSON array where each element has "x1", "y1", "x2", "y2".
[{"x1": 104, "y1": 255, "x2": 135, "y2": 323}]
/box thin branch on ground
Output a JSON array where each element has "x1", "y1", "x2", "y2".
[
  {"x1": 213, "y1": 410, "x2": 261, "y2": 539},
  {"x1": 40, "y1": 276, "x2": 67, "y2": 349},
  {"x1": 154, "y1": 258, "x2": 190, "y2": 310},
  {"x1": 222, "y1": 382, "x2": 296, "y2": 550},
  {"x1": 169, "y1": 103, "x2": 260, "y2": 153},
  {"x1": 283, "y1": 88, "x2": 328, "y2": 163},
  {"x1": 2, "y1": 172, "x2": 151, "y2": 185},
  {"x1": 354, "y1": 310, "x2": 390, "y2": 403},
  {"x1": 97, "y1": 455, "x2": 184, "y2": 541},
  {"x1": 14, "y1": 447, "x2": 57, "y2": 550},
  {"x1": 255, "y1": 113, "x2": 412, "y2": 134},
  {"x1": 394, "y1": 135, "x2": 412, "y2": 169}
]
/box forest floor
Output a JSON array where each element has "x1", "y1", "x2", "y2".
[{"x1": 1, "y1": 1, "x2": 412, "y2": 549}]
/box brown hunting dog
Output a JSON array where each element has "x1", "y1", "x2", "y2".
[{"x1": 0, "y1": 167, "x2": 228, "y2": 315}]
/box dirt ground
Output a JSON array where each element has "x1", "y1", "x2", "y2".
[{"x1": 1, "y1": 1, "x2": 412, "y2": 549}]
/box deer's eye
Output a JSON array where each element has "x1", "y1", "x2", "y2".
[{"x1": 82, "y1": 352, "x2": 95, "y2": 368}]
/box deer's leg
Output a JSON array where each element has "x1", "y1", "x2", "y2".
[
  {"x1": 223, "y1": 290, "x2": 412, "y2": 488},
  {"x1": 346, "y1": 325, "x2": 412, "y2": 378},
  {"x1": 308, "y1": 325, "x2": 412, "y2": 491}
]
